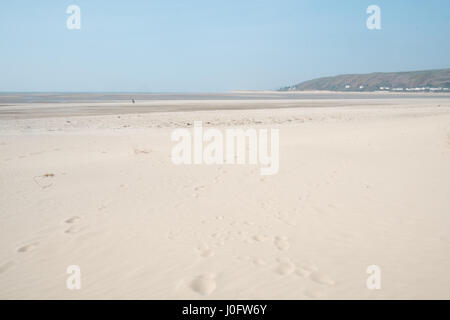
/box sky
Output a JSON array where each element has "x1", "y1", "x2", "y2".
[{"x1": 0, "y1": 0, "x2": 449, "y2": 92}]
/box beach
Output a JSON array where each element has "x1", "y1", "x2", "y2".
[{"x1": 0, "y1": 94, "x2": 450, "y2": 299}]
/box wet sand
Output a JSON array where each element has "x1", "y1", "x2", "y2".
[{"x1": 1, "y1": 91, "x2": 450, "y2": 119}]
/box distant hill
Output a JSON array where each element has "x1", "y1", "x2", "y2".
[{"x1": 280, "y1": 69, "x2": 450, "y2": 92}]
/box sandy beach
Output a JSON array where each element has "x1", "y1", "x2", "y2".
[{"x1": 0, "y1": 94, "x2": 450, "y2": 299}]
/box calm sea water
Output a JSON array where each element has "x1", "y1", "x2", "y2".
[{"x1": 1, "y1": 92, "x2": 449, "y2": 104}]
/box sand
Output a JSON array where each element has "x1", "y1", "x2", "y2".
[{"x1": 0, "y1": 96, "x2": 450, "y2": 299}]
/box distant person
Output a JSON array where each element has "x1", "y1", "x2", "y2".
[{"x1": 131, "y1": 98, "x2": 135, "y2": 104}]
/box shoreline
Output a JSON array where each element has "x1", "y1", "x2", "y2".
[{"x1": 1, "y1": 96, "x2": 450, "y2": 120}]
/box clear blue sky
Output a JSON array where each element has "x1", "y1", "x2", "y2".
[{"x1": 0, "y1": 0, "x2": 449, "y2": 92}]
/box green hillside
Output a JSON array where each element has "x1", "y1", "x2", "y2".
[{"x1": 281, "y1": 69, "x2": 450, "y2": 92}]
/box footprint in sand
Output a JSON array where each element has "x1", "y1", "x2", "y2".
[
  {"x1": 273, "y1": 213, "x2": 295, "y2": 226},
  {"x1": 167, "y1": 229, "x2": 181, "y2": 240},
  {"x1": 33, "y1": 173, "x2": 55, "y2": 189},
  {"x1": 133, "y1": 148, "x2": 152, "y2": 155},
  {"x1": 295, "y1": 261, "x2": 318, "y2": 278},
  {"x1": 252, "y1": 234, "x2": 268, "y2": 242},
  {"x1": 210, "y1": 232, "x2": 221, "y2": 239},
  {"x1": 192, "y1": 186, "x2": 205, "y2": 198},
  {"x1": 260, "y1": 201, "x2": 271, "y2": 210},
  {"x1": 189, "y1": 274, "x2": 217, "y2": 296},
  {"x1": 274, "y1": 236, "x2": 290, "y2": 251},
  {"x1": 196, "y1": 244, "x2": 214, "y2": 258},
  {"x1": 253, "y1": 258, "x2": 267, "y2": 267},
  {"x1": 194, "y1": 185, "x2": 205, "y2": 191},
  {"x1": 275, "y1": 259, "x2": 296, "y2": 276},
  {"x1": 310, "y1": 271, "x2": 335, "y2": 286},
  {"x1": 64, "y1": 225, "x2": 84, "y2": 235},
  {"x1": 295, "y1": 267, "x2": 312, "y2": 278},
  {"x1": 17, "y1": 242, "x2": 39, "y2": 253},
  {"x1": 64, "y1": 216, "x2": 81, "y2": 224},
  {"x1": 0, "y1": 261, "x2": 15, "y2": 274},
  {"x1": 63, "y1": 216, "x2": 83, "y2": 234}
]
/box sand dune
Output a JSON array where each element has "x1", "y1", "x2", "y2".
[{"x1": 0, "y1": 98, "x2": 450, "y2": 299}]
